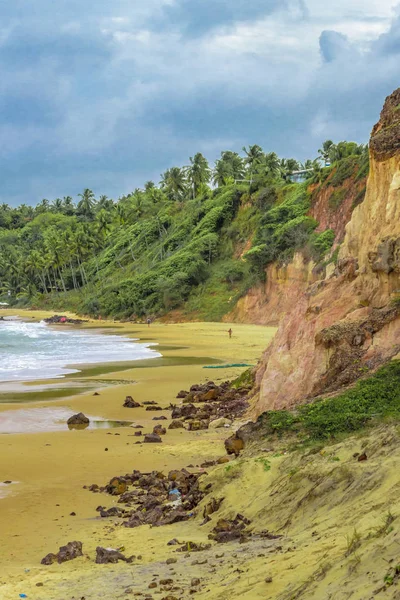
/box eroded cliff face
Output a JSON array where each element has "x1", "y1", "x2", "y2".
[
  {"x1": 254, "y1": 88, "x2": 400, "y2": 414},
  {"x1": 228, "y1": 158, "x2": 366, "y2": 327},
  {"x1": 226, "y1": 256, "x2": 318, "y2": 326}
]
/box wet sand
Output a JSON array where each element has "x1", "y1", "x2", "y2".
[{"x1": 0, "y1": 311, "x2": 275, "y2": 596}]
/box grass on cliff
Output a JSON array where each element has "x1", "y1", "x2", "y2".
[{"x1": 258, "y1": 360, "x2": 400, "y2": 441}]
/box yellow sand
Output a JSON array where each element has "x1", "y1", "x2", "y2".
[
  {"x1": 1, "y1": 311, "x2": 399, "y2": 599},
  {"x1": 0, "y1": 311, "x2": 275, "y2": 597}
]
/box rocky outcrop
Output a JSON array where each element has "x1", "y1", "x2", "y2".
[
  {"x1": 41, "y1": 541, "x2": 83, "y2": 565},
  {"x1": 254, "y1": 88, "x2": 400, "y2": 414}
]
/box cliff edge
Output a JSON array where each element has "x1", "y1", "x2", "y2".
[{"x1": 254, "y1": 88, "x2": 400, "y2": 414}]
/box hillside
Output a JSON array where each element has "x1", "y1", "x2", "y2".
[{"x1": 0, "y1": 145, "x2": 368, "y2": 322}]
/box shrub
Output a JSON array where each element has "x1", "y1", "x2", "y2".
[
  {"x1": 257, "y1": 361, "x2": 400, "y2": 441},
  {"x1": 329, "y1": 188, "x2": 347, "y2": 210},
  {"x1": 309, "y1": 229, "x2": 335, "y2": 259},
  {"x1": 331, "y1": 157, "x2": 358, "y2": 187}
]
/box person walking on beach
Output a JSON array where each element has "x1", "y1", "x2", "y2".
[
  {"x1": 228, "y1": 328, "x2": 232, "y2": 338},
  {"x1": 147, "y1": 318, "x2": 151, "y2": 327}
]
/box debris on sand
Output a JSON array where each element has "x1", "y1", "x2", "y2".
[
  {"x1": 95, "y1": 546, "x2": 134, "y2": 564},
  {"x1": 41, "y1": 541, "x2": 83, "y2": 565}
]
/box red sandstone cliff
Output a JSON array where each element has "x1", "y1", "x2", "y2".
[{"x1": 254, "y1": 88, "x2": 400, "y2": 414}]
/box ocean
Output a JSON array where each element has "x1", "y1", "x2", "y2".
[{"x1": 0, "y1": 318, "x2": 160, "y2": 382}]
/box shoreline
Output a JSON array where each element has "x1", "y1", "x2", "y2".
[
  {"x1": 0, "y1": 312, "x2": 162, "y2": 391},
  {"x1": 0, "y1": 309, "x2": 276, "y2": 598}
]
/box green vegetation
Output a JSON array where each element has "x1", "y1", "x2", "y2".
[
  {"x1": 373, "y1": 510, "x2": 395, "y2": 537},
  {"x1": 255, "y1": 457, "x2": 271, "y2": 472},
  {"x1": 329, "y1": 188, "x2": 347, "y2": 210},
  {"x1": 231, "y1": 368, "x2": 255, "y2": 390},
  {"x1": 345, "y1": 529, "x2": 362, "y2": 557},
  {"x1": 0, "y1": 141, "x2": 369, "y2": 320},
  {"x1": 257, "y1": 361, "x2": 400, "y2": 441}
]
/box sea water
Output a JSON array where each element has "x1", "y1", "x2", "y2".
[{"x1": 0, "y1": 319, "x2": 160, "y2": 382}]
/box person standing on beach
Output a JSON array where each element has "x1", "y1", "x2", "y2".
[
  {"x1": 147, "y1": 318, "x2": 151, "y2": 327},
  {"x1": 228, "y1": 328, "x2": 232, "y2": 338}
]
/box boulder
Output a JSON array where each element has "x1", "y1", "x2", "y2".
[
  {"x1": 106, "y1": 477, "x2": 128, "y2": 496},
  {"x1": 153, "y1": 425, "x2": 167, "y2": 435},
  {"x1": 123, "y1": 396, "x2": 142, "y2": 408},
  {"x1": 144, "y1": 433, "x2": 162, "y2": 443},
  {"x1": 176, "y1": 390, "x2": 189, "y2": 398},
  {"x1": 168, "y1": 420, "x2": 185, "y2": 430},
  {"x1": 225, "y1": 435, "x2": 244, "y2": 456},
  {"x1": 67, "y1": 413, "x2": 89, "y2": 425},
  {"x1": 209, "y1": 417, "x2": 232, "y2": 429},
  {"x1": 41, "y1": 541, "x2": 83, "y2": 565}
]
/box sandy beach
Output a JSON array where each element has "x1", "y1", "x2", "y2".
[{"x1": 0, "y1": 310, "x2": 275, "y2": 599}]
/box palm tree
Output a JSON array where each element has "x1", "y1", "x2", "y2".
[
  {"x1": 62, "y1": 196, "x2": 75, "y2": 216},
  {"x1": 144, "y1": 181, "x2": 155, "y2": 192},
  {"x1": 318, "y1": 140, "x2": 335, "y2": 165},
  {"x1": 186, "y1": 153, "x2": 211, "y2": 198},
  {"x1": 98, "y1": 195, "x2": 114, "y2": 212},
  {"x1": 160, "y1": 167, "x2": 187, "y2": 201},
  {"x1": 96, "y1": 209, "x2": 112, "y2": 239},
  {"x1": 242, "y1": 145, "x2": 263, "y2": 185},
  {"x1": 213, "y1": 151, "x2": 245, "y2": 186},
  {"x1": 51, "y1": 198, "x2": 63, "y2": 213},
  {"x1": 36, "y1": 199, "x2": 50, "y2": 214},
  {"x1": 77, "y1": 189, "x2": 96, "y2": 218}
]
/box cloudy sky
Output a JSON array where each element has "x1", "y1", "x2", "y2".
[{"x1": 1, "y1": 0, "x2": 399, "y2": 206}]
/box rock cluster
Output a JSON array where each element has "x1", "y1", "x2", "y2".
[
  {"x1": 170, "y1": 381, "x2": 249, "y2": 431},
  {"x1": 44, "y1": 315, "x2": 87, "y2": 324},
  {"x1": 85, "y1": 468, "x2": 207, "y2": 528},
  {"x1": 208, "y1": 514, "x2": 251, "y2": 543}
]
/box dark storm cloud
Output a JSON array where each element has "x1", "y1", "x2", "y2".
[{"x1": 0, "y1": 0, "x2": 398, "y2": 206}]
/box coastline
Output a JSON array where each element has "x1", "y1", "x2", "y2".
[{"x1": 0, "y1": 309, "x2": 276, "y2": 598}]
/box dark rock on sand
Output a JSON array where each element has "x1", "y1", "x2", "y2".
[
  {"x1": 67, "y1": 412, "x2": 89, "y2": 425},
  {"x1": 153, "y1": 425, "x2": 167, "y2": 435},
  {"x1": 209, "y1": 514, "x2": 251, "y2": 543},
  {"x1": 168, "y1": 420, "x2": 185, "y2": 429},
  {"x1": 44, "y1": 315, "x2": 88, "y2": 325},
  {"x1": 171, "y1": 403, "x2": 197, "y2": 419},
  {"x1": 106, "y1": 477, "x2": 128, "y2": 495},
  {"x1": 41, "y1": 541, "x2": 83, "y2": 565},
  {"x1": 144, "y1": 433, "x2": 162, "y2": 443},
  {"x1": 123, "y1": 396, "x2": 142, "y2": 408},
  {"x1": 225, "y1": 435, "x2": 244, "y2": 456},
  {"x1": 95, "y1": 546, "x2": 134, "y2": 564}
]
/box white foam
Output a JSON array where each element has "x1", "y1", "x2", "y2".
[{"x1": 0, "y1": 320, "x2": 161, "y2": 382}]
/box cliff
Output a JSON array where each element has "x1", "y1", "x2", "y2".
[
  {"x1": 254, "y1": 88, "x2": 400, "y2": 414},
  {"x1": 227, "y1": 155, "x2": 366, "y2": 327}
]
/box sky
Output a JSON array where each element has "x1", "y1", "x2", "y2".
[{"x1": 0, "y1": 0, "x2": 399, "y2": 206}]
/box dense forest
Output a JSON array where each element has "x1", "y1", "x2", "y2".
[{"x1": 0, "y1": 141, "x2": 369, "y2": 320}]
